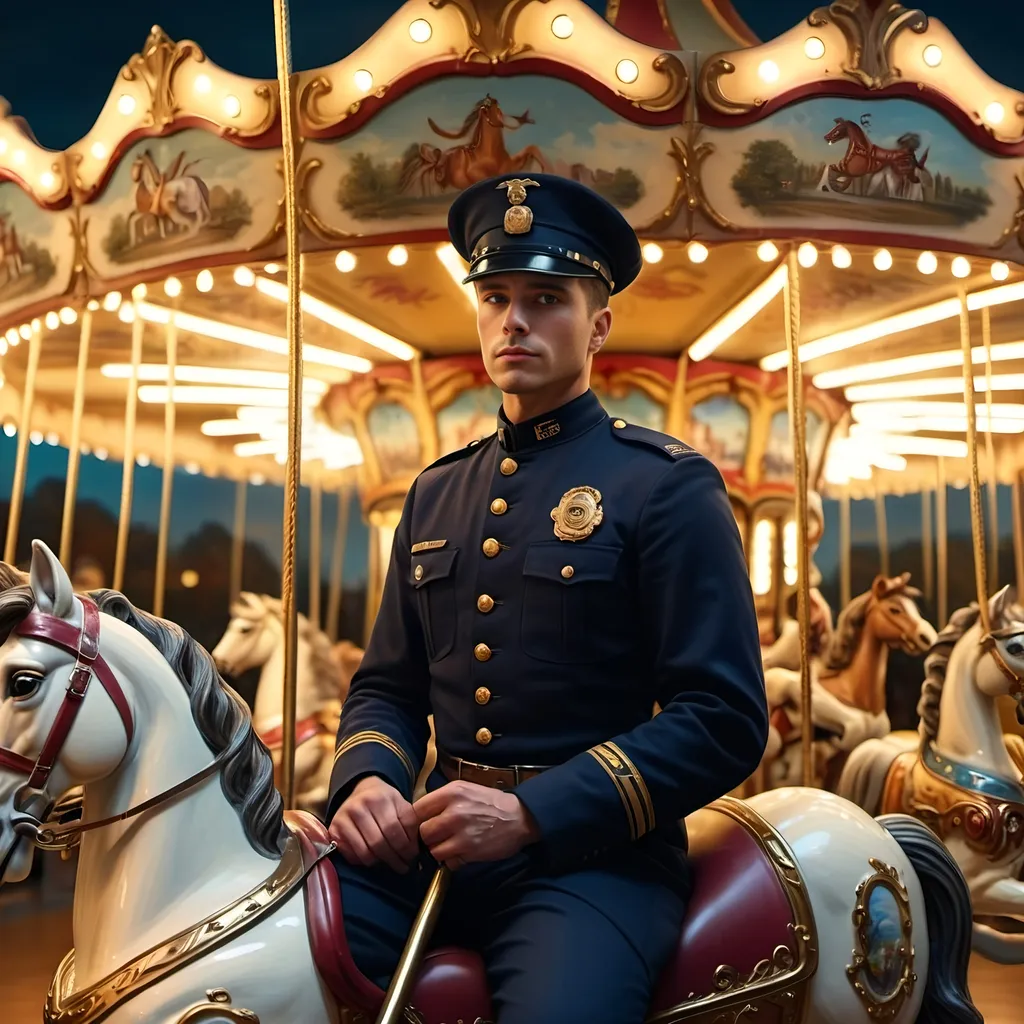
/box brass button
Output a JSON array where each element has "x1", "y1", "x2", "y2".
[
  {"x1": 477, "y1": 594, "x2": 495, "y2": 613},
  {"x1": 475, "y1": 727, "x2": 493, "y2": 746},
  {"x1": 482, "y1": 538, "x2": 500, "y2": 558},
  {"x1": 613, "y1": 419, "x2": 626, "y2": 428},
  {"x1": 500, "y1": 457, "x2": 518, "y2": 476},
  {"x1": 474, "y1": 643, "x2": 492, "y2": 662},
  {"x1": 475, "y1": 686, "x2": 491, "y2": 705},
  {"x1": 414, "y1": 564, "x2": 424, "y2": 581},
  {"x1": 490, "y1": 497, "x2": 508, "y2": 515},
  {"x1": 561, "y1": 565, "x2": 574, "y2": 579}
]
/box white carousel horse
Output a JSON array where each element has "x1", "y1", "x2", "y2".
[
  {"x1": 839, "y1": 586, "x2": 1024, "y2": 964},
  {"x1": 0, "y1": 541, "x2": 982, "y2": 1023},
  {"x1": 763, "y1": 574, "x2": 936, "y2": 789},
  {"x1": 210, "y1": 592, "x2": 355, "y2": 814}
]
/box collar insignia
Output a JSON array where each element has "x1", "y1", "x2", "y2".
[{"x1": 534, "y1": 419, "x2": 560, "y2": 441}]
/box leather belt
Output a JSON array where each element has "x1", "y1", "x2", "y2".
[{"x1": 438, "y1": 750, "x2": 549, "y2": 789}]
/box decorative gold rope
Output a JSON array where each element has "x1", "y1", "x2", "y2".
[
  {"x1": 982, "y1": 307, "x2": 998, "y2": 588},
  {"x1": 60, "y1": 305, "x2": 93, "y2": 567},
  {"x1": 153, "y1": 313, "x2": 178, "y2": 617}
]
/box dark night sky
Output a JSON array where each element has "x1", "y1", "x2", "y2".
[{"x1": 0, "y1": 1, "x2": 1018, "y2": 587}]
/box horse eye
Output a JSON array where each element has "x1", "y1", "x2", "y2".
[
  {"x1": 1006, "y1": 642, "x2": 1024, "y2": 658},
  {"x1": 7, "y1": 670, "x2": 43, "y2": 701},
  {"x1": 887, "y1": 606, "x2": 901, "y2": 616},
  {"x1": 237, "y1": 623, "x2": 253, "y2": 634}
]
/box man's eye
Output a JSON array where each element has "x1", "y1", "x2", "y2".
[
  {"x1": 7, "y1": 671, "x2": 43, "y2": 701},
  {"x1": 482, "y1": 294, "x2": 506, "y2": 304},
  {"x1": 538, "y1": 294, "x2": 559, "y2": 304}
]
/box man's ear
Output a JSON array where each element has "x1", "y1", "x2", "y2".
[{"x1": 589, "y1": 307, "x2": 612, "y2": 355}]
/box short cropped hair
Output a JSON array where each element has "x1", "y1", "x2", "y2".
[{"x1": 578, "y1": 275, "x2": 610, "y2": 315}]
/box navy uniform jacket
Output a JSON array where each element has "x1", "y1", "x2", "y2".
[{"x1": 326, "y1": 389, "x2": 768, "y2": 870}]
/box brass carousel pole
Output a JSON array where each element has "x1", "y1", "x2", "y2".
[
  {"x1": 921, "y1": 485, "x2": 934, "y2": 603},
  {"x1": 1013, "y1": 473, "x2": 1024, "y2": 599},
  {"x1": 229, "y1": 478, "x2": 247, "y2": 606},
  {"x1": 783, "y1": 251, "x2": 814, "y2": 788},
  {"x1": 153, "y1": 313, "x2": 178, "y2": 618},
  {"x1": 273, "y1": 0, "x2": 304, "y2": 811},
  {"x1": 59, "y1": 304, "x2": 94, "y2": 568},
  {"x1": 309, "y1": 473, "x2": 322, "y2": 631},
  {"x1": 326, "y1": 483, "x2": 351, "y2": 643},
  {"x1": 4, "y1": 322, "x2": 42, "y2": 566},
  {"x1": 875, "y1": 490, "x2": 890, "y2": 578},
  {"x1": 113, "y1": 302, "x2": 144, "y2": 593},
  {"x1": 958, "y1": 290, "x2": 991, "y2": 634},
  {"x1": 936, "y1": 457, "x2": 948, "y2": 628},
  {"x1": 839, "y1": 484, "x2": 851, "y2": 610},
  {"x1": 982, "y1": 308, "x2": 999, "y2": 588}
]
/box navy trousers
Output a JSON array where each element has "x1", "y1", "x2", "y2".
[{"x1": 332, "y1": 842, "x2": 689, "y2": 1024}]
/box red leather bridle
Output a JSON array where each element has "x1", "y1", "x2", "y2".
[
  {"x1": 0, "y1": 595, "x2": 133, "y2": 790},
  {"x1": 0, "y1": 595, "x2": 227, "y2": 853},
  {"x1": 981, "y1": 628, "x2": 1024, "y2": 723}
]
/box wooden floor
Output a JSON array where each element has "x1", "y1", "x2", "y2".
[{"x1": 0, "y1": 857, "x2": 1016, "y2": 1022}]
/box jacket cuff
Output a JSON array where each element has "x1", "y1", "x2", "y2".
[{"x1": 326, "y1": 732, "x2": 417, "y2": 822}]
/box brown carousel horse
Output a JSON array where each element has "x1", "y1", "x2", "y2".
[
  {"x1": 764, "y1": 574, "x2": 937, "y2": 789},
  {"x1": 822, "y1": 118, "x2": 929, "y2": 196},
  {"x1": 399, "y1": 94, "x2": 548, "y2": 195}
]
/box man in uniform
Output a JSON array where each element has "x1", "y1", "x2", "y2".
[{"x1": 325, "y1": 173, "x2": 768, "y2": 1023}]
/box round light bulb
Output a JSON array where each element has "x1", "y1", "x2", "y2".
[
  {"x1": 642, "y1": 242, "x2": 663, "y2": 264},
  {"x1": 185, "y1": 461, "x2": 201, "y2": 475},
  {"x1": 831, "y1": 245, "x2": 852, "y2": 269},
  {"x1": 797, "y1": 242, "x2": 818, "y2": 268},
  {"x1": 250, "y1": 473, "x2": 266, "y2": 486},
  {"x1": 686, "y1": 241, "x2": 709, "y2": 264},
  {"x1": 103, "y1": 290, "x2": 122, "y2": 311},
  {"x1": 117, "y1": 94, "x2": 136, "y2": 116},
  {"x1": 223, "y1": 95, "x2": 242, "y2": 119},
  {"x1": 233, "y1": 266, "x2": 256, "y2": 287},
  {"x1": 18, "y1": 324, "x2": 30, "y2": 340},
  {"x1": 551, "y1": 14, "x2": 574, "y2": 39},
  {"x1": 409, "y1": 18, "x2": 432, "y2": 43},
  {"x1": 194, "y1": 74, "x2": 212, "y2": 94},
  {"x1": 922, "y1": 44, "x2": 943, "y2": 68},
  {"x1": 30, "y1": 431, "x2": 43, "y2": 445},
  {"x1": 387, "y1": 245, "x2": 409, "y2": 267},
  {"x1": 137, "y1": 453, "x2": 151, "y2": 467},
  {"x1": 335, "y1": 250, "x2": 357, "y2": 273},
  {"x1": 984, "y1": 102, "x2": 1005, "y2": 126},
  {"x1": 758, "y1": 60, "x2": 780, "y2": 84},
  {"x1": 951, "y1": 256, "x2": 971, "y2": 278},
  {"x1": 164, "y1": 276, "x2": 182, "y2": 297},
  {"x1": 3, "y1": 423, "x2": 14, "y2": 436},
  {"x1": 5, "y1": 328, "x2": 18, "y2": 345},
  {"x1": 917, "y1": 251, "x2": 938, "y2": 275},
  {"x1": 196, "y1": 269, "x2": 214, "y2": 292},
  {"x1": 615, "y1": 59, "x2": 639, "y2": 85},
  {"x1": 756, "y1": 241, "x2": 779, "y2": 262},
  {"x1": 87, "y1": 299, "x2": 99, "y2": 311},
  {"x1": 181, "y1": 569, "x2": 200, "y2": 588},
  {"x1": 44, "y1": 311, "x2": 59, "y2": 330},
  {"x1": 804, "y1": 37, "x2": 825, "y2": 60},
  {"x1": 91, "y1": 141, "x2": 107, "y2": 160},
  {"x1": 131, "y1": 282, "x2": 147, "y2": 300},
  {"x1": 95, "y1": 447, "x2": 108, "y2": 461},
  {"x1": 264, "y1": 263, "x2": 280, "y2": 274},
  {"x1": 353, "y1": 69, "x2": 373, "y2": 93},
  {"x1": 45, "y1": 432, "x2": 59, "y2": 446},
  {"x1": 59, "y1": 306, "x2": 77, "y2": 325},
  {"x1": 40, "y1": 171, "x2": 56, "y2": 190},
  {"x1": 991, "y1": 261, "x2": 1010, "y2": 281},
  {"x1": 872, "y1": 248, "x2": 893, "y2": 271}
]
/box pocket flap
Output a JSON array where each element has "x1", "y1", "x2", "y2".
[
  {"x1": 410, "y1": 547, "x2": 458, "y2": 587},
  {"x1": 523, "y1": 542, "x2": 621, "y2": 585}
]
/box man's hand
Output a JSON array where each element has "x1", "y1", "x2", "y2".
[
  {"x1": 329, "y1": 775, "x2": 420, "y2": 873},
  {"x1": 413, "y1": 781, "x2": 540, "y2": 869}
]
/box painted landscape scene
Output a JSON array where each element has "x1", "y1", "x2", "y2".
[
  {"x1": 0, "y1": 186, "x2": 57, "y2": 305},
  {"x1": 334, "y1": 76, "x2": 666, "y2": 221},
  {"x1": 730, "y1": 98, "x2": 995, "y2": 226}
]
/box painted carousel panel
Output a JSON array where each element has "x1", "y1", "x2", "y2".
[
  {"x1": 436, "y1": 384, "x2": 502, "y2": 455},
  {"x1": 84, "y1": 130, "x2": 282, "y2": 280},
  {"x1": 761, "y1": 408, "x2": 826, "y2": 484},
  {"x1": 301, "y1": 75, "x2": 678, "y2": 239},
  {"x1": 367, "y1": 401, "x2": 423, "y2": 481},
  {"x1": 688, "y1": 394, "x2": 750, "y2": 474},
  {"x1": 0, "y1": 182, "x2": 72, "y2": 322},
  {"x1": 702, "y1": 96, "x2": 1020, "y2": 250}
]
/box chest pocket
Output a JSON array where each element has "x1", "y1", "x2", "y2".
[
  {"x1": 521, "y1": 542, "x2": 630, "y2": 664},
  {"x1": 411, "y1": 548, "x2": 458, "y2": 662}
]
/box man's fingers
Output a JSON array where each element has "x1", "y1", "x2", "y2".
[
  {"x1": 418, "y1": 809, "x2": 459, "y2": 847},
  {"x1": 412, "y1": 784, "x2": 458, "y2": 822},
  {"x1": 396, "y1": 799, "x2": 421, "y2": 843},
  {"x1": 332, "y1": 816, "x2": 377, "y2": 868},
  {"x1": 428, "y1": 837, "x2": 468, "y2": 866},
  {"x1": 350, "y1": 807, "x2": 411, "y2": 874},
  {"x1": 379, "y1": 808, "x2": 419, "y2": 862}
]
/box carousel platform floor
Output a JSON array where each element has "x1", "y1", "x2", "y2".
[{"x1": 0, "y1": 856, "x2": 1016, "y2": 1021}]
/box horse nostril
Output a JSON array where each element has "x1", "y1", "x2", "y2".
[{"x1": 918, "y1": 632, "x2": 931, "y2": 646}]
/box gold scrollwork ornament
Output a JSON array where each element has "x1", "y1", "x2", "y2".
[
  {"x1": 173, "y1": 988, "x2": 259, "y2": 1023},
  {"x1": 846, "y1": 858, "x2": 916, "y2": 1021},
  {"x1": 551, "y1": 486, "x2": 603, "y2": 541}
]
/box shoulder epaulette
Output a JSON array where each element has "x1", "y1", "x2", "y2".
[
  {"x1": 422, "y1": 432, "x2": 496, "y2": 472},
  {"x1": 609, "y1": 419, "x2": 697, "y2": 461}
]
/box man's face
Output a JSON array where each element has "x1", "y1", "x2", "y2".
[{"x1": 474, "y1": 272, "x2": 611, "y2": 395}]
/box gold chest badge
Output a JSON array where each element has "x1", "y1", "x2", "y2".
[{"x1": 551, "y1": 486, "x2": 603, "y2": 542}]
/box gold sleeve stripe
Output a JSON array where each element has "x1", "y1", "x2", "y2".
[
  {"x1": 587, "y1": 742, "x2": 655, "y2": 841},
  {"x1": 334, "y1": 730, "x2": 415, "y2": 785}
]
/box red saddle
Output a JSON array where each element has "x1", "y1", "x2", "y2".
[{"x1": 286, "y1": 801, "x2": 807, "y2": 1024}]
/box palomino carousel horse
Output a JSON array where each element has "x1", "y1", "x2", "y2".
[
  {"x1": 0, "y1": 541, "x2": 982, "y2": 1023},
  {"x1": 840, "y1": 585, "x2": 1024, "y2": 965},
  {"x1": 211, "y1": 592, "x2": 356, "y2": 814},
  {"x1": 763, "y1": 573, "x2": 936, "y2": 789}
]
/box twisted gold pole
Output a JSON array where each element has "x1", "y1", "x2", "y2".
[
  {"x1": 936, "y1": 458, "x2": 948, "y2": 628},
  {"x1": 326, "y1": 483, "x2": 351, "y2": 643},
  {"x1": 875, "y1": 491, "x2": 889, "y2": 578},
  {"x1": 273, "y1": 0, "x2": 304, "y2": 811},
  {"x1": 60, "y1": 305, "x2": 93, "y2": 567},
  {"x1": 921, "y1": 486, "x2": 934, "y2": 602},
  {"x1": 230, "y1": 478, "x2": 247, "y2": 606},
  {"x1": 309, "y1": 474, "x2": 322, "y2": 631},
  {"x1": 113, "y1": 307, "x2": 144, "y2": 593},
  {"x1": 839, "y1": 485, "x2": 851, "y2": 609},
  {"x1": 153, "y1": 314, "x2": 178, "y2": 618},
  {"x1": 982, "y1": 308, "x2": 998, "y2": 588},
  {"x1": 783, "y1": 251, "x2": 813, "y2": 788},
  {"x1": 5, "y1": 323, "x2": 42, "y2": 566},
  {"x1": 958, "y1": 290, "x2": 990, "y2": 634}
]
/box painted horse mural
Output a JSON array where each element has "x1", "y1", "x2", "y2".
[
  {"x1": 821, "y1": 118, "x2": 931, "y2": 199},
  {"x1": 763, "y1": 574, "x2": 936, "y2": 789},
  {"x1": 840, "y1": 587, "x2": 1024, "y2": 965},
  {"x1": 399, "y1": 95, "x2": 547, "y2": 196},
  {"x1": 0, "y1": 542, "x2": 983, "y2": 1023},
  {"x1": 128, "y1": 149, "x2": 211, "y2": 245}
]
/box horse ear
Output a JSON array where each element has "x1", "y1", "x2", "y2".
[
  {"x1": 871, "y1": 575, "x2": 889, "y2": 598},
  {"x1": 29, "y1": 540, "x2": 75, "y2": 620},
  {"x1": 990, "y1": 584, "x2": 1013, "y2": 622},
  {"x1": 899, "y1": 572, "x2": 911, "y2": 585}
]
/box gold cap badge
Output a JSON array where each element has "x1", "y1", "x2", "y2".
[
  {"x1": 497, "y1": 178, "x2": 539, "y2": 235},
  {"x1": 551, "y1": 486, "x2": 603, "y2": 542}
]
